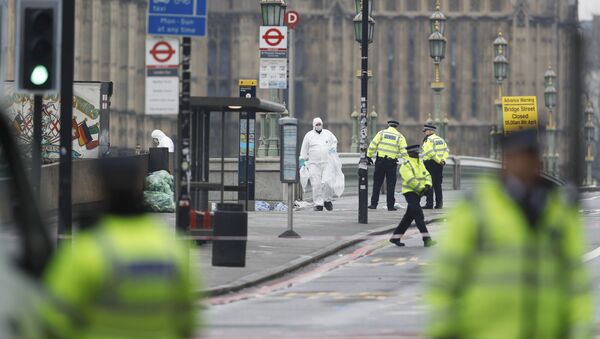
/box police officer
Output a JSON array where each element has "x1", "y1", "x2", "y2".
[
  {"x1": 42, "y1": 157, "x2": 198, "y2": 338},
  {"x1": 421, "y1": 124, "x2": 449, "y2": 209},
  {"x1": 390, "y1": 145, "x2": 437, "y2": 247},
  {"x1": 366, "y1": 120, "x2": 408, "y2": 211},
  {"x1": 428, "y1": 129, "x2": 593, "y2": 338}
]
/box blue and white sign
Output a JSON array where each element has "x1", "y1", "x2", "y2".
[{"x1": 147, "y1": 0, "x2": 207, "y2": 37}]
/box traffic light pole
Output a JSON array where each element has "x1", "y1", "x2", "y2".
[
  {"x1": 358, "y1": 0, "x2": 369, "y2": 224},
  {"x1": 58, "y1": 0, "x2": 74, "y2": 242},
  {"x1": 32, "y1": 94, "x2": 42, "y2": 198}
]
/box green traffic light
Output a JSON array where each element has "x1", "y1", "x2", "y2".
[{"x1": 30, "y1": 65, "x2": 49, "y2": 86}]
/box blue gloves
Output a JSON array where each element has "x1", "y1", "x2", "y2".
[{"x1": 299, "y1": 159, "x2": 306, "y2": 168}]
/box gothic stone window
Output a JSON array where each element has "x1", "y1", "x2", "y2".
[
  {"x1": 470, "y1": 0, "x2": 481, "y2": 11},
  {"x1": 406, "y1": 0, "x2": 419, "y2": 12},
  {"x1": 406, "y1": 25, "x2": 418, "y2": 119},
  {"x1": 491, "y1": 0, "x2": 504, "y2": 12},
  {"x1": 449, "y1": 0, "x2": 460, "y2": 11},
  {"x1": 207, "y1": 23, "x2": 232, "y2": 96}
]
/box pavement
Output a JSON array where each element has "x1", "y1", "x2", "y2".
[{"x1": 154, "y1": 190, "x2": 462, "y2": 296}]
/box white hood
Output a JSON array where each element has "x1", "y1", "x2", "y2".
[
  {"x1": 151, "y1": 129, "x2": 174, "y2": 152},
  {"x1": 313, "y1": 117, "x2": 323, "y2": 131}
]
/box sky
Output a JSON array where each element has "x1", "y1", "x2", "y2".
[{"x1": 579, "y1": 0, "x2": 600, "y2": 21}]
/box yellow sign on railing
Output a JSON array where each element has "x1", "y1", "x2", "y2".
[{"x1": 502, "y1": 96, "x2": 538, "y2": 135}]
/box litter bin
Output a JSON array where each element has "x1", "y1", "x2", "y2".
[
  {"x1": 212, "y1": 203, "x2": 247, "y2": 267},
  {"x1": 148, "y1": 147, "x2": 169, "y2": 173}
]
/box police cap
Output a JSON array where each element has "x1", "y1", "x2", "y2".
[
  {"x1": 423, "y1": 124, "x2": 437, "y2": 132},
  {"x1": 387, "y1": 120, "x2": 400, "y2": 127},
  {"x1": 502, "y1": 128, "x2": 541, "y2": 153},
  {"x1": 405, "y1": 144, "x2": 421, "y2": 153}
]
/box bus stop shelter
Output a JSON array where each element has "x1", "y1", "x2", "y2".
[{"x1": 180, "y1": 96, "x2": 285, "y2": 234}]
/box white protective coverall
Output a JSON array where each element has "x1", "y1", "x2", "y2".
[
  {"x1": 299, "y1": 118, "x2": 338, "y2": 206},
  {"x1": 151, "y1": 129, "x2": 174, "y2": 153}
]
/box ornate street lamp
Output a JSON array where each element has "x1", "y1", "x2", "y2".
[
  {"x1": 353, "y1": 12, "x2": 375, "y2": 44},
  {"x1": 543, "y1": 65, "x2": 558, "y2": 176},
  {"x1": 260, "y1": 0, "x2": 287, "y2": 26},
  {"x1": 429, "y1": 1, "x2": 446, "y2": 35},
  {"x1": 428, "y1": 4, "x2": 447, "y2": 138},
  {"x1": 354, "y1": 0, "x2": 373, "y2": 16},
  {"x1": 493, "y1": 31, "x2": 508, "y2": 58},
  {"x1": 491, "y1": 30, "x2": 509, "y2": 160},
  {"x1": 544, "y1": 65, "x2": 557, "y2": 87},
  {"x1": 544, "y1": 85, "x2": 557, "y2": 110},
  {"x1": 583, "y1": 102, "x2": 597, "y2": 186}
]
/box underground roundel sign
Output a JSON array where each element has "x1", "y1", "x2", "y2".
[
  {"x1": 146, "y1": 37, "x2": 180, "y2": 68},
  {"x1": 259, "y1": 26, "x2": 288, "y2": 51}
]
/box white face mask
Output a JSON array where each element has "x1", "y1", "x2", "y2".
[{"x1": 315, "y1": 125, "x2": 322, "y2": 132}]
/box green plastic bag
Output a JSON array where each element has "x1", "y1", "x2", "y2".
[
  {"x1": 144, "y1": 170, "x2": 174, "y2": 194},
  {"x1": 143, "y1": 191, "x2": 175, "y2": 213}
]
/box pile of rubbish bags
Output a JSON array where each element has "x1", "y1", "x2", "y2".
[
  {"x1": 255, "y1": 201, "x2": 288, "y2": 212},
  {"x1": 300, "y1": 150, "x2": 345, "y2": 198},
  {"x1": 143, "y1": 170, "x2": 175, "y2": 213}
]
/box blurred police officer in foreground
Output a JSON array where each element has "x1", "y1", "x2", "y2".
[
  {"x1": 41, "y1": 157, "x2": 198, "y2": 338},
  {"x1": 367, "y1": 120, "x2": 408, "y2": 211},
  {"x1": 421, "y1": 124, "x2": 449, "y2": 209},
  {"x1": 428, "y1": 129, "x2": 592, "y2": 339},
  {"x1": 390, "y1": 145, "x2": 436, "y2": 247}
]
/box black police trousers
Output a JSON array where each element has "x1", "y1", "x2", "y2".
[
  {"x1": 392, "y1": 192, "x2": 430, "y2": 238},
  {"x1": 370, "y1": 157, "x2": 397, "y2": 209},
  {"x1": 424, "y1": 160, "x2": 443, "y2": 208}
]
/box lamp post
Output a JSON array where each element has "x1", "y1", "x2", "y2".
[
  {"x1": 353, "y1": 0, "x2": 374, "y2": 224},
  {"x1": 491, "y1": 31, "x2": 508, "y2": 159},
  {"x1": 428, "y1": 1, "x2": 447, "y2": 138},
  {"x1": 260, "y1": 0, "x2": 286, "y2": 157},
  {"x1": 543, "y1": 65, "x2": 558, "y2": 176},
  {"x1": 584, "y1": 102, "x2": 597, "y2": 187}
]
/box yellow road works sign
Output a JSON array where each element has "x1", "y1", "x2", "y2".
[{"x1": 502, "y1": 96, "x2": 538, "y2": 135}]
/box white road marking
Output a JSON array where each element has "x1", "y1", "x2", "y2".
[
  {"x1": 580, "y1": 195, "x2": 600, "y2": 201},
  {"x1": 583, "y1": 246, "x2": 600, "y2": 263}
]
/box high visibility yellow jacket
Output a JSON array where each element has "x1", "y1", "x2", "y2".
[
  {"x1": 42, "y1": 215, "x2": 198, "y2": 339},
  {"x1": 400, "y1": 157, "x2": 432, "y2": 194},
  {"x1": 367, "y1": 127, "x2": 407, "y2": 160},
  {"x1": 422, "y1": 133, "x2": 449, "y2": 164},
  {"x1": 428, "y1": 177, "x2": 593, "y2": 339}
]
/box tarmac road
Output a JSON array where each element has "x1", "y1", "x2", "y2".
[{"x1": 200, "y1": 192, "x2": 600, "y2": 338}]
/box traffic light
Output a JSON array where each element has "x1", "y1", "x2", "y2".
[{"x1": 16, "y1": 0, "x2": 61, "y2": 93}]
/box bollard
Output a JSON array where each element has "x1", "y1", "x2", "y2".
[
  {"x1": 212, "y1": 203, "x2": 247, "y2": 267},
  {"x1": 351, "y1": 107, "x2": 359, "y2": 153},
  {"x1": 452, "y1": 156, "x2": 461, "y2": 190}
]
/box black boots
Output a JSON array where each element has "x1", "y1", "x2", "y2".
[
  {"x1": 314, "y1": 205, "x2": 323, "y2": 211},
  {"x1": 389, "y1": 238, "x2": 405, "y2": 247},
  {"x1": 368, "y1": 205, "x2": 377, "y2": 209},
  {"x1": 324, "y1": 201, "x2": 333, "y2": 211}
]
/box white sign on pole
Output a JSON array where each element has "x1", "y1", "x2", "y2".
[
  {"x1": 145, "y1": 37, "x2": 179, "y2": 115},
  {"x1": 259, "y1": 26, "x2": 288, "y2": 51},
  {"x1": 259, "y1": 58, "x2": 287, "y2": 89}
]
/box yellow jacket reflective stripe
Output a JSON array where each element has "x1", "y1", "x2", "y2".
[
  {"x1": 399, "y1": 157, "x2": 432, "y2": 194},
  {"x1": 422, "y1": 133, "x2": 449, "y2": 164},
  {"x1": 42, "y1": 215, "x2": 199, "y2": 339},
  {"x1": 367, "y1": 127, "x2": 408, "y2": 160},
  {"x1": 427, "y1": 178, "x2": 593, "y2": 339}
]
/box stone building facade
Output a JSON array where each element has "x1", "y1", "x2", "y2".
[{"x1": 1, "y1": 0, "x2": 578, "y2": 160}]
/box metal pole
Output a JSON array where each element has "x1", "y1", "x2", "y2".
[
  {"x1": 176, "y1": 36, "x2": 192, "y2": 234},
  {"x1": 358, "y1": 0, "x2": 369, "y2": 224},
  {"x1": 32, "y1": 94, "x2": 42, "y2": 198},
  {"x1": 58, "y1": 0, "x2": 74, "y2": 241},
  {"x1": 287, "y1": 183, "x2": 293, "y2": 231},
  {"x1": 220, "y1": 110, "x2": 225, "y2": 204},
  {"x1": 288, "y1": 27, "x2": 295, "y2": 118}
]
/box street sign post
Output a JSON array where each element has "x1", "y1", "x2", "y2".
[
  {"x1": 278, "y1": 117, "x2": 300, "y2": 239},
  {"x1": 502, "y1": 96, "x2": 538, "y2": 135},
  {"x1": 147, "y1": 0, "x2": 207, "y2": 37},
  {"x1": 259, "y1": 26, "x2": 288, "y2": 89},
  {"x1": 238, "y1": 80, "x2": 257, "y2": 211},
  {"x1": 145, "y1": 37, "x2": 180, "y2": 115}
]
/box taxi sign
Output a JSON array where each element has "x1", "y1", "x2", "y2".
[{"x1": 502, "y1": 96, "x2": 538, "y2": 135}]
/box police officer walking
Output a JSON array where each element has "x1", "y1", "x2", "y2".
[
  {"x1": 366, "y1": 120, "x2": 407, "y2": 211},
  {"x1": 390, "y1": 145, "x2": 437, "y2": 247},
  {"x1": 421, "y1": 124, "x2": 449, "y2": 209}
]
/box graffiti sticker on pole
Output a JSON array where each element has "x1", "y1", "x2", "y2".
[{"x1": 502, "y1": 96, "x2": 538, "y2": 135}]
